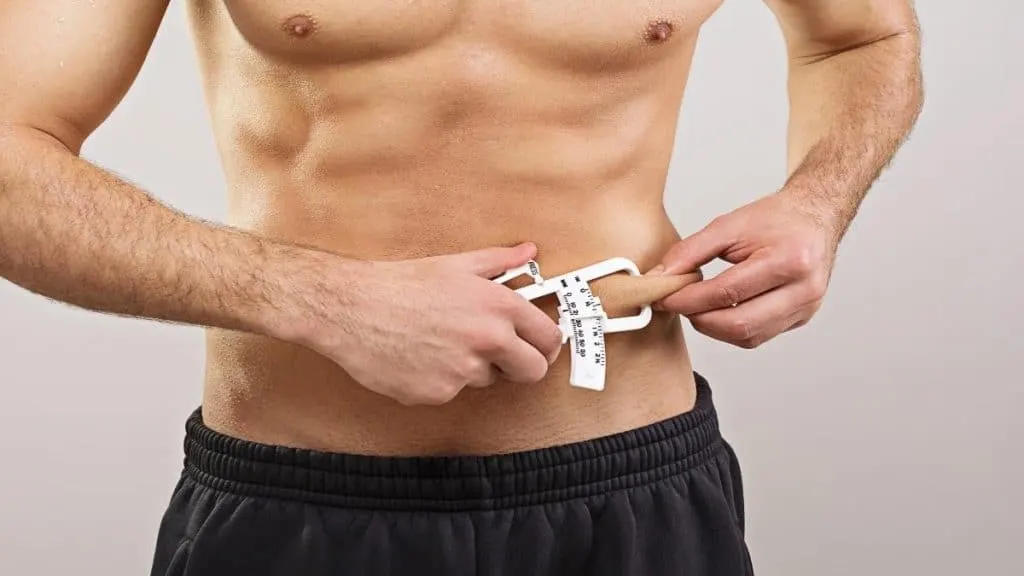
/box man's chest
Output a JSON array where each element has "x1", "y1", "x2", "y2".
[{"x1": 195, "y1": 0, "x2": 724, "y2": 67}]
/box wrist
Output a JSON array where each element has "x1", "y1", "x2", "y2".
[
  {"x1": 255, "y1": 245, "x2": 367, "y2": 349},
  {"x1": 775, "y1": 177, "x2": 852, "y2": 244}
]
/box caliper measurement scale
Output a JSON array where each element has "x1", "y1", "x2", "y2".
[
  {"x1": 555, "y1": 274, "x2": 607, "y2": 390},
  {"x1": 491, "y1": 258, "x2": 652, "y2": 391}
]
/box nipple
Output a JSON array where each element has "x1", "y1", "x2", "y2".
[
  {"x1": 282, "y1": 14, "x2": 317, "y2": 38},
  {"x1": 644, "y1": 20, "x2": 674, "y2": 43}
]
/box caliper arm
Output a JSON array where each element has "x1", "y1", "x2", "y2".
[{"x1": 491, "y1": 258, "x2": 653, "y2": 391}]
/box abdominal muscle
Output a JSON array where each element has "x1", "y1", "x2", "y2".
[
  {"x1": 192, "y1": 4, "x2": 705, "y2": 456},
  {"x1": 202, "y1": 193, "x2": 698, "y2": 456}
]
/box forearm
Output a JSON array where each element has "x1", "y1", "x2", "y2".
[
  {"x1": 0, "y1": 126, "x2": 355, "y2": 343},
  {"x1": 778, "y1": 28, "x2": 924, "y2": 240}
]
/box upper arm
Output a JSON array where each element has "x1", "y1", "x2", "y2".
[
  {"x1": 0, "y1": 0, "x2": 172, "y2": 152},
  {"x1": 763, "y1": 0, "x2": 919, "y2": 61}
]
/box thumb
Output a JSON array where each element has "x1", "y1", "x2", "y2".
[
  {"x1": 446, "y1": 242, "x2": 538, "y2": 277},
  {"x1": 650, "y1": 219, "x2": 735, "y2": 277}
]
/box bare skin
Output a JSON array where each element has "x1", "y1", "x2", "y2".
[{"x1": 0, "y1": 1, "x2": 921, "y2": 455}]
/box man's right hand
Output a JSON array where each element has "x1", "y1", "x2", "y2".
[{"x1": 300, "y1": 242, "x2": 565, "y2": 406}]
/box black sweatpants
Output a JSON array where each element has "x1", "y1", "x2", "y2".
[{"x1": 150, "y1": 374, "x2": 753, "y2": 575}]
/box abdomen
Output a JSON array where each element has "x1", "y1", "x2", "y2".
[{"x1": 190, "y1": 0, "x2": 708, "y2": 454}]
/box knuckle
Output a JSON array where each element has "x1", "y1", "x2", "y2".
[
  {"x1": 457, "y1": 356, "x2": 489, "y2": 380},
  {"x1": 473, "y1": 330, "x2": 507, "y2": 356},
  {"x1": 442, "y1": 378, "x2": 467, "y2": 399},
  {"x1": 493, "y1": 292, "x2": 524, "y2": 315},
  {"x1": 783, "y1": 246, "x2": 816, "y2": 278},
  {"x1": 793, "y1": 279, "x2": 826, "y2": 307},
  {"x1": 726, "y1": 316, "x2": 754, "y2": 341},
  {"x1": 489, "y1": 294, "x2": 513, "y2": 314},
  {"x1": 807, "y1": 275, "x2": 829, "y2": 300},
  {"x1": 468, "y1": 318, "x2": 509, "y2": 350},
  {"x1": 717, "y1": 284, "x2": 743, "y2": 307}
]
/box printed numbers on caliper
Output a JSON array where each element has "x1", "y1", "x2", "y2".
[{"x1": 554, "y1": 275, "x2": 608, "y2": 391}]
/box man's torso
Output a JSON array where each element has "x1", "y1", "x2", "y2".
[{"x1": 186, "y1": 0, "x2": 725, "y2": 455}]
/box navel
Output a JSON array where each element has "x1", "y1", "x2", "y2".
[
  {"x1": 282, "y1": 14, "x2": 317, "y2": 39},
  {"x1": 644, "y1": 20, "x2": 674, "y2": 43}
]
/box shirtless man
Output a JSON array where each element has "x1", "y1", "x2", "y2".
[{"x1": 0, "y1": 0, "x2": 922, "y2": 574}]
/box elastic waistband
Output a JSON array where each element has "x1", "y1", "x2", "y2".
[{"x1": 183, "y1": 373, "x2": 723, "y2": 511}]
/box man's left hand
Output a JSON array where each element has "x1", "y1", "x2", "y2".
[{"x1": 648, "y1": 190, "x2": 841, "y2": 349}]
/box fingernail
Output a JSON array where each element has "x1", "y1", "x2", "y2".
[{"x1": 646, "y1": 265, "x2": 666, "y2": 276}]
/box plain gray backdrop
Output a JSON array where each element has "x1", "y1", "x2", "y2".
[{"x1": 1, "y1": 2, "x2": 1020, "y2": 575}]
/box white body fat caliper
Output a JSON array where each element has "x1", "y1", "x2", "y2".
[{"x1": 491, "y1": 258, "x2": 652, "y2": 391}]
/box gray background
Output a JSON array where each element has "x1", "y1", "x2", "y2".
[{"x1": 1, "y1": 2, "x2": 1020, "y2": 575}]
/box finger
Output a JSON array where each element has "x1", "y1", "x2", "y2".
[
  {"x1": 507, "y1": 299, "x2": 564, "y2": 364},
  {"x1": 688, "y1": 285, "x2": 813, "y2": 349},
  {"x1": 489, "y1": 337, "x2": 551, "y2": 384},
  {"x1": 445, "y1": 242, "x2": 538, "y2": 277},
  {"x1": 657, "y1": 254, "x2": 786, "y2": 316},
  {"x1": 653, "y1": 219, "x2": 736, "y2": 277}
]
